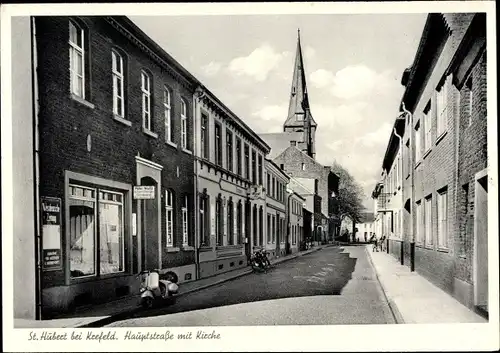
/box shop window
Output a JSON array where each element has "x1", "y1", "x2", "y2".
[{"x1": 69, "y1": 184, "x2": 124, "y2": 278}]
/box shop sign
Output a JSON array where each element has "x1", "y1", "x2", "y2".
[
  {"x1": 41, "y1": 197, "x2": 62, "y2": 271},
  {"x1": 133, "y1": 186, "x2": 155, "y2": 199}
]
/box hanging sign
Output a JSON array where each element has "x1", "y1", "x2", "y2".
[
  {"x1": 41, "y1": 197, "x2": 62, "y2": 271},
  {"x1": 133, "y1": 186, "x2": 155, "y2": 199}
]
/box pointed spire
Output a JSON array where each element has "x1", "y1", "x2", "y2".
[{"x1": 283, "y1": 29, "x2": 316, "y2": 130}]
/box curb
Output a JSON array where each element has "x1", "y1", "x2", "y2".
[
  {"x1": 364, "y1": 246, "x2": 405, "y2": 324},
  {"x1": 79, "y1": 248, "x2": 324, "y2": 328}
]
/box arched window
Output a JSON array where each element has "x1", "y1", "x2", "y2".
[
  {"x1": 165, "y1": 189, "x2": 174, "y2": 247},
  {"x1": 164, "y1": 87, "x2": 172, "y2": 142},
  {"x1": 180, "y1": 98, "x2": 188, "y2": 149},
  {"x1": 141, "y1": 70, "x2": 152, "y2": 131},
  {"x1": 69, "y1": 19, "x2": 86, "y2": 98},
  {"x1": 227, "y1": 198, "x2": 234, "y2": 245},
  {"x1": 112, "y1": 50, "x2": 125, "y2": 118}
]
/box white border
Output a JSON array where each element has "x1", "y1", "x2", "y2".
[{"x1": 2, "y1": 2, "x2": 498, "y2": 352}]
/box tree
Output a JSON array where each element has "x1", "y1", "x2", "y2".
[{"x1": 330, "y1": 160, "x2": 365, "y2": 225}]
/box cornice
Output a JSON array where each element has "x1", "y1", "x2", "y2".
[{"x1": 105, "y1": 17, "x2": 195, "y2": 91}]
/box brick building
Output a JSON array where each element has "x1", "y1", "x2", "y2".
[
  {"x1": 17, "y1": 16, "x2": 204, "y2": 318},
  {"x1": 194, "y1": 88, "x2": 270, "y2": 279},
  {"x1": 372, "y1": 13, "x2": 488, "y2": 315}
]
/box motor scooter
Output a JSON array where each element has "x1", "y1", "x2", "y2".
[
  {"x1": 138, "y1": 269, "x2": 179, "y2": 309},
  {"x1": 250, "y1": 250, "x2": 271, "y2": 273}
]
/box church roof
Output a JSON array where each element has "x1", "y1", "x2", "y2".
[
  {"x1": 258, "y1": 131, "x2": 302, "y2": 159},
  {"x1": 283, "y1": 29, "x2": 317, "y2": 129}
]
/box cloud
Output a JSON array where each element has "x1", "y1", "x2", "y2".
[
  {"x1": 304, "y1": 46, "x2": 316, "y2": 60},
  {"x1": 357, "y1": 122, "x2": 393, "y2": 147},
  {"x1": 310, "y1": 69, "x2": 335, "y2": 89},
  {"x1": 228, "y1": 44, "x2": 289, "y2": 82},
  {"x1": 310, "y1": 65, "x2": 400, "y2": 100},
  {"x1": 252, "y1": 103, "x2": 287, "y2": 122},
  {"x1": 201, "y1": 61, "x2": 222, "y2": 76}
]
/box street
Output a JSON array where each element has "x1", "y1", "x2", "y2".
[{"x1": 106, "y1": 245, "x2": 395, "y2": 326}]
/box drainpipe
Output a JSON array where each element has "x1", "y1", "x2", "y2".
[
  {"x1": 31, "y1": 16, "x2": 43, "y2": 320},
  {"x1": 193, "y1": 86, "x2": 205, "y2": 280},
  {"x1": 402, "y1": 102, "x2": 415, "y2": 272},
  {"x1": 393, "y1": 126, "x2": 405, "y2": 265}
]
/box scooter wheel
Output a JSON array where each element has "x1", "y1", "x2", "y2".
[{"x1": 141, "y1": 297, "x2": 153, "y2": 309}]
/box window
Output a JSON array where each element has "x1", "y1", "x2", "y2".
[
  {"x1": 69, "y1": 20, "x2": 85, "y2": 98},
  {"x1": 416, "y1": 201, "x2": 423, "y2": 244},
  {"x1": 436, "y1": 79, "x2": 448, "y2": 136},
  {"x1": 272, "y1": 177, "x2": 276, "y2": 198},
  {"x1": 272, "y1": 215, "x2": 276, "y2": 243},
  {"x1": 466, "y1": 75, "x2": 473, "y2": 126},
  {"x1": 182, "y1": 195, "x2": 188, "y2": 246},
  {"x1": 112, "y1": 51, "x2": 125, "y2": 117},
  {"x1": 258, "y1": 155, "x2": 263, "y2": 185},
  {"x1": 164, "y1": 88, "x2": 172, "y2": 142},
  {"x1": 180, "y1": 99, "x2": 188, "y2": 149},
  {"x1": 267, "y1": 174, "x2": 271, "y2": 195},
  {"x1": 437, "y1": 189, "x2": 448, "y2": 248},
  {"x1": 227, "y1": 198, "x2": 234, "y2": 245},
  {"x1": 165, "y1": 190, "x2": 174, "y2": 247},
  {"x1": 251, "y1": 150, "x2": 257, "y2": 184},
  {"x1": 267, "y1": 213, "x2": 271, "y2": 244},
  {"x1": 216, "y1": 195, "x2": 223, "y2": 246},
  {"x1": 301, "y1": 163, "x2": 306, "y2": 171},
  {"x1": 259, "y1": 207, "x2": 264, "y2": 246},
  {"x1": 69, "y1": 184, "x2": 125, "y2": 278},
  {"x1": 201, "y1": 113, "x2": 209, "y2": 159},
  {"x1": 214, "y1": 122, "x2": 222, "y2": 166},
  {"x1": 200, "y1": 193, "x2": 210, "y2": 246},
  {"x1": 424, "y1": 195, "x2": 433, "y2": 247},
  {"x1": 236, "y1": 201, "x2": 242, "y2": 245},
  {"x1": 252, "y1": 206, "x2": 258, "y2": 246},
  {"x1": 415, "y1": 121, "x2": 422, "y2": 162},
  {"x1": 226, "y1": 131, "x2": 233, "y2": 172},
  {"x1": 424, "y1": 102, "x2": 432, "y2": 152},
  {"x1": 236, "y1": 137, "x2": 242, "y2": 176},
  {"x1": 141, "y1": 71, "x2": 152, "y2": 131},
  {"x1": 244, "y1": 144, "x2": 250, "y2": 180}
]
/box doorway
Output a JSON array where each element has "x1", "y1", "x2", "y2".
[
  {"x1": 140, "y1": 177, "x2": 159, "y2": 270},
  {"x1": 473, "y1": 171, "x2": 488, "y2": 314}
]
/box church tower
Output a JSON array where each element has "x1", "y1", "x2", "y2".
[{"x1": 283, "y1": 29, "x2": 317, "y2": 159}]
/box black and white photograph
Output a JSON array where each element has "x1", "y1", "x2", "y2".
[{"x1": 1, "y1": 1, "x2": 498, "y2": 352}]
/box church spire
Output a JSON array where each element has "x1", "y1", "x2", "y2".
[{"x1": 283, "y1": 29, "x2": 316, "y2": 130}]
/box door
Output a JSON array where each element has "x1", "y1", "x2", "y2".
[
  {"x1": 140, "y1": 177, "x2": 159, "y2": 270},
  {"x1": 474, "y1": 172, "x2": 488, "y2": 313}
]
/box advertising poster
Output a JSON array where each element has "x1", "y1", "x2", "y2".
[{"x1": 41, "y1": 197, "x2": 62, "y2": 271}]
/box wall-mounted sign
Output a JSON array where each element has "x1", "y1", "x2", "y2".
[
  {"x1": 41, "y1": 197, "x2": 62, "y2": 271},
  {"x1": 133, "y1": 186, "x2": 155, "y2": 199}
]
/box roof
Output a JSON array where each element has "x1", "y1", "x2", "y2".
[
  {"x1": 283, "y1": 30, "x2": 317, "y2": 129},
  {"x1": 358, "y1": 212, "x2": 376, "y2": 223},
  {"x1": 288, "y1": 177, "x2": 314, "y2": 196},
  {"x1": 259, "y1": 131, "x2": 302, "y2": 159}
]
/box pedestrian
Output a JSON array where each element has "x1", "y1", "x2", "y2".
[
  {"x1": 370, "y1": 233, "x2": 378, "y2": 252},
  {"x1": 379, "y1": 234, "x2": 386, "y2": 251}
]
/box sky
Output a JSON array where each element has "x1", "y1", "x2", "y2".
[{"x1": 130, "y1": 14, "x2": 428, "y2": 210}]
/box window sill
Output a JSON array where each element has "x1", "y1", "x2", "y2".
[
  {"x1": 113, "y1": 114, "x2": 132, "y2": 127},
  {"x1": 423, "y1": 148, "x2": 432, "y2": 160},
  {"x1": 142, "y1": 127, "x2": 158, "y2": 139},
  {"x1": 166, "y1": 247, "x2": 180, "y2": 253},
  {"x1": 166, "y1": 140, "x2": 178, "y2": 149},
  {"x1": 182, "y1": 245, "x2": 194, "y2": 251},
  {"x1": 437, "y1": 247, "x2": 450, "y2": 253},
  {"x1": 182, "y1": 148, "x2": 192, "y2": 155},
  {"x1": 70, "y1": 94, "x2": 95, "y2": 109},
  {"x1": 435, "y1": 130, "x2": 448, "y2": 146}
]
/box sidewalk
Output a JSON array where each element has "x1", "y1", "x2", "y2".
[
  {"x1": 15, "y1": 245, "x2": 325, "y2": 329},
  {"x1": 366, "y1": 246, "x2": 487, "y2": 324}
]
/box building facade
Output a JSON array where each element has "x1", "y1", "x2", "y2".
[
  {"x1": 194, "y1": 88, "x2": 270, "y2": 279},
  {"x1": 264, "y1": 159, "x2": 289, "y2": 258},
  {"x1": 27, "y1": 16, "x2": 203, "y2": 317},
  {"x1": 288, "y1": 191, "x2": 305, "y2": 254},
  {"x1": 372, "y1": 13, "x2": 488, "y2": 314}
]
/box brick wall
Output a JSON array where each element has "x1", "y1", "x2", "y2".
[
  {"x1": 455, "y1": 48, "x2": 487, "y2": 284},
  {"x1": 35, "y1": 16, "x2": 197, "y2": 288}
]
